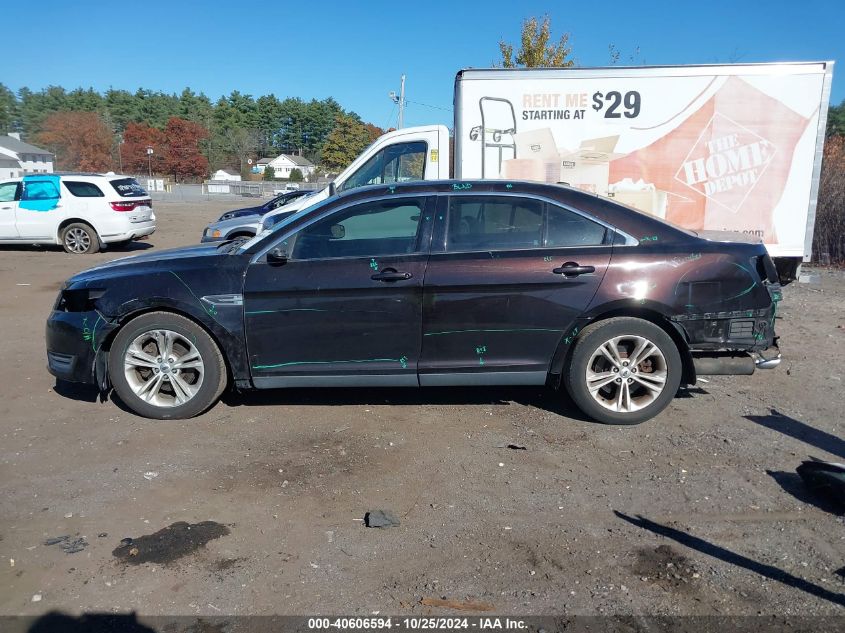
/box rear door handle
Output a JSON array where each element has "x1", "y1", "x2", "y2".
[
  {"x1": 553, "y1": 262, "x2": 595, "y2": 277},
  {"x1": 371, "y1": 268, "x2": 412, "y2": 282}
]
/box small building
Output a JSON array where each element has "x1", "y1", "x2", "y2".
[
  {"x1": 0, "y1": 133, "x2": 54, "y2": 174},
  {"x1": 0, "y1": 156, "x2": 22, "y2": 179},
  {"x1": 212, "y1": 168, "x2": 242, "y2": 181},
  {"x1": 255, "y1": 154, "x2": 315, "y2": 179}
]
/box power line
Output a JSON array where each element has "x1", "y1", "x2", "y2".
[{"x1": 405, "y1": 100, "x2": 453, "y2": 112}]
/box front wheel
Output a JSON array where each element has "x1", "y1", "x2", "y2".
[
  {"x1": 563, "y1": 317, "x2": 682, "y2": 425},
  {"x1": 108, "y1": 312, "x2": 227, "y2": 419}
]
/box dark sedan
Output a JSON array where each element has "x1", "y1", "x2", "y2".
[
  {"x1": 46, "y1": 180, "x2": 781, "y2": 424},
  {"x1": 217, "y1": 189, "x2": 311, "y2": 222}
]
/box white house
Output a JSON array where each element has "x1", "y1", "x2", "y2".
[
  {"x1": 0, "y1": 133, "x2": 54, "y2": 174},
  {"x1": 212, "y1": 168, "x2": 242, "y2": 181},
  {"x1": 256, "y1": 153, "x2": 315, "y2": 179},
  {"x1": 0, "y1": 156, "x2": 21, "y2": 179}
]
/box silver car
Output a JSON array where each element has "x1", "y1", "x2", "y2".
[{"x1": 201, "y1": 191, "x2": 316, "y2": 242}]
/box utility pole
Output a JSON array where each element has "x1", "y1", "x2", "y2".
[
  {"x1": 389, "y1": 74, "x2": 406, "y2": 129},
  {"x1": 146, "y1": 146, "x2": 154, "y2": 178}
]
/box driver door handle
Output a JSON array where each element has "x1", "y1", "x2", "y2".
[
  {"x1": 553, "y1": 262, "x2": 595, "y2": 277},
  {"x1": 371, "y1": 268, "x2": 412, "y2": 282}
]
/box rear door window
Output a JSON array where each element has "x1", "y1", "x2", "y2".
[
  {"x1": 446, "y1": 195, "x2": 543, "y2": 251},
  {"x1": 64, "y1": 181, "x2": 104, "y2": 197},
  {"x1": 109, "y1": 178, "x2": 148, "y2": 198},
  {"x1": 545, "y1": 203, "x2": 608, "y2": 247}
]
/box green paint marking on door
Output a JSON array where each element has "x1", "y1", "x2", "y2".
[
  {"x1": 424, "y1": 327, "x2": 563, "y2": 337},
  {"x1": 245, "y1": 308, "x2": 328, "y2": 315},
  {"x1": 253, "y1": 357, "x2": 404, "y2": 371}
]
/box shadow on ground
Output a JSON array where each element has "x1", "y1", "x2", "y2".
[
  {"x1": 745, "y1": 409, "x2": 845, "y2": 459},
  {"x1": 614, "y1": 510, "x2": 845, "y2": 608}
]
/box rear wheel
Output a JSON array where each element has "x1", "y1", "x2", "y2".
[
  {"x1": 108, "y1": 312, "x2": 227, "y2": 419},
  {"x1": 61, "y1": 222, "x2": 100, "y2": 254},
  {"x1": 564, "y1": 317, "x2": 681, "y2": 425}
]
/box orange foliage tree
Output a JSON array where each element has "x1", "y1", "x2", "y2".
[
  {"x1": 121, "y1": 122, "x2": 166, "y2": 175},
  {"x1": 37, "y1": 111, "x2": 113, "y2": 171},
  {"x1": 163, "y1": 117, "x2": 208, "y2": 181}
]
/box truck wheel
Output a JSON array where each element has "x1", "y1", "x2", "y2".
[
  {"x1": 563, "y1": 317, "x2": 681, "y2": 425},
  {"x1": 108, "y1": 312, "x2": 227, "y2": 420},
  {"x1": 61, "y1": 222, "x2": 100, "y2": 254}
]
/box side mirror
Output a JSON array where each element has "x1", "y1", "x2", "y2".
[
  {"x1": 329, "y1": 181, "x2": 337, "y2": 197},
  {"x1": 267, "y1": 247, "x2": 288, "y2": 265},
  {"x1": 329, "y1": 224, "x2": 345, "y2": 239}
]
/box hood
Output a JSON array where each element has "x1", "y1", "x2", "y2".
[
  {"x1": 68, "y1": 243, "x2": 229, "y2": 285},
  {"x1": 207, "y1": 214, "x2": 264, "y2": 233},
  {"x1": 261, "y1": 188, "x2": 329, "y2": 226}
]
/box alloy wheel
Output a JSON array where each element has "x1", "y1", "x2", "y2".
[
  {"x1": 123, "y1": 329, "x2": 205, "y2": 408},
  {"x1": 585, "y1": 334, "x2": 668, "y2": 413}
]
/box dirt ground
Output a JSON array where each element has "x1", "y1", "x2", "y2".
[{"x1": 0, "y1": 200, "x2": 843, "y2": 620}]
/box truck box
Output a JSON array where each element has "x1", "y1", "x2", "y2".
[{"x1": 454, "y1": 63, "x2": 834, "y2": 273}]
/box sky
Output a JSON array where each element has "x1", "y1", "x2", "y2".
[{"x1": 4, "y1": 0, "x2": 843, "y2": 129}]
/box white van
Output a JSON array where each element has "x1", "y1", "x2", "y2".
[{"x1": 0, "y1": 173, "x2": 156, "y2": 254}]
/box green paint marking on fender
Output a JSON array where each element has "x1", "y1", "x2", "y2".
[
  {"x1": 253, "y1": 357, "x2": 406, "y2": 371},
  {"x1": 168, "y1": 271, "x2": 219, "y2": 320}
]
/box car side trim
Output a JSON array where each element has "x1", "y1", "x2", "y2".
[
  {"x1": 252, "y1": 374, "x2": 419, "y2": 389},
  {"x1": 418, "y1": 371, "x2": 547, "y2": 387}
]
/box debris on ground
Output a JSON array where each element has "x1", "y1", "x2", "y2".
[
  {"x1": 31, "y1": 594, "x2": 41, "y2": 603},
  {"x1": 796, "y1": 459, "x2": 845, "y2": 505},
  {"x1": 420, "y1": 597, "x2": 494, "y2": 611},
  {"x1": 112, "y1": 521, "x2": 230, "y2": 565},
  {"x1": 44, "y1": 535, "x2": 88, "y2": 554},
  {"x1": 143, "y1": 471, "x2": 159, "y2": 480},
  {"x1": 364, "y1": 510, "x2": 400, "y2": 528}
]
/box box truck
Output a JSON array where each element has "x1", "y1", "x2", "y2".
[{"x1": 273, "y1": 62, "x2": 834, "y2": 281}]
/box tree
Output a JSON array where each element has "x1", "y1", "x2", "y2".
[
  {"x1": 37, "y1": 111, "x2": 113, "y2": 171},
  {"x1": 163, "y1": 117, "x2": 209, "y2": 181},
  {"x1": 288, "y1": 168, "x2": 303, "y2": 182},
  {"x1": 498, "y1": 15, "x2": 574, "y2": 68},
  {"x1": 122, "y1": 122, "x2": 167, "y2": 174},
  {"x1": 263, "y1": 165, "x2": 276, "y2": 181},
  {"x1": 827, "y1": 100, "x2": 845, "y2": 136},
  {"x1": 222, "y1": 127, "x2": 261, "y2": 174},
  {"x1": 0, "y1": 84, "x2": 18, "y2": 134},
  {"x1": 813, "y1": 135, "x2": 845, "y2": 263},
  {"x1": 320, "y1": 114, "x2": 373, "y2": 172}
]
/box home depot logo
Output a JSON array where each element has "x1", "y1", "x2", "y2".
[{"x1": 675, "y1": 113, "x2": 776, "y2": 213}]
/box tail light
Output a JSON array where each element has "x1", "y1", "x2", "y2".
[{"x1": 110, "y1": 199, "x2": 152, "y2": 212}]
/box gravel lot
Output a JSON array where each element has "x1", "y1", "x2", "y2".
[{"x1": 0, "y1": 200, "x2": 843, "y2": 621}]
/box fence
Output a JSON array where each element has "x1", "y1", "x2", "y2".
[{"x1": 124, "y1": 175, "x2": 323, "y2": 202}]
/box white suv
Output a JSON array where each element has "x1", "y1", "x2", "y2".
[{"x1": 0, "y1": 173, "x2": 156, "y2": 254}]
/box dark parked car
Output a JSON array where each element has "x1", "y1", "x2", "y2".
[
  {"x1": 217, "y1": 190, "x2": 311, "y2": 222},
  {"x1": 46, "y1": 180, "x2": 781, "y2": 424}
]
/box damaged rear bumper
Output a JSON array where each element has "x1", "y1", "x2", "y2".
[{"x1": 673, "y1": 286, "x2": 781, "y2": 377}]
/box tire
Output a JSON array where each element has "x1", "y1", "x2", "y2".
[
  {"x1": 61, "y1": 222, "x2": 100, "y2": 254},
  {"x1": 227, "y1": 232, "x2": 254, "y2": 240},
  {"x1": 563, "y1": 317, "x2": 682, "y2": 425},
  {"x1": 108, "y1": 311, "x2": 227, "y2": 420}
]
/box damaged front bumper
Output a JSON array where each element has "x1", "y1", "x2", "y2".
[{"x1": 46, "y1": 309, "x2": 116, "y2": 386}]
